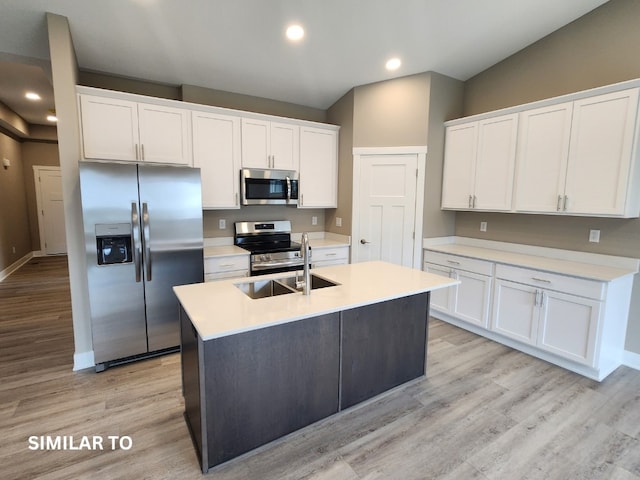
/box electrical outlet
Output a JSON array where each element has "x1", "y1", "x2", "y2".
[
  {"x1": 219, "y1": 219, "x2": 226, "y2": 230},
  {"x1": 589, "y1": 229, "x2": 600, "y2": 243},
  {"x1": 12, "y1": 246, "x2": 16, "y2": 254},
  {"x1": 336, "y1": 217, "x2": 342, "y2": 227},
  {"x1": 311, "y1": 216, "x2": 318, "y2": 226},
  {"x1": 480, "y1": 221, "x2": 487, "y2": 232}
]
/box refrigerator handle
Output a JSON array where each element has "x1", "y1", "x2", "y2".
[
  {"x1": 131, "y1": 202, "x2": 142, "y2": 283},
  {"x1": 142, "y1": 202, "x2": 152, "y2": 281}
]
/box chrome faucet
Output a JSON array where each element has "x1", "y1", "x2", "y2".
[{"x1": 299, "y1": 232, "x2": 311, "y2": 295}]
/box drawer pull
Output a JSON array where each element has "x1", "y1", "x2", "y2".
[
  {"x1": 219, "y1": 263, "x2": 235, "y2": 268},
  {"x1": 447, "y1": 260, "x2": 460, "y2": 265},
  {"x1": 325, "y1": 253, "x2": 337, "y2": 257},
  {"x1": 531, "y1": 277, "x2": 552, "y2": 284}
]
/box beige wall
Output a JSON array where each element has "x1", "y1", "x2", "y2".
[
  {"x1": 459, "y1": 0, "x2": 640, "y2": 353},
  {"x1": 353, "y1": 73, "x2": 430, "y2": 148},
  {"x1": 21, "y1": 141, "x2": 60, "y2": 251},
  {"x1": 78, "y1": 70, "x2": 182, "y2": 100},
  {"x1": 182, "y1": 84, "x2": 326, "y2": 123},
  {"x1": 423, "y1": 73, "x2": 464, "y2": 238},
  {"x1": 326, "y1": 89, "x2": 355, "y2": 235},
  {"x1": 0, "y1": 131, "x2": 31, "y2": 270},
  {"x1": 48, "y1": 13, "x2": 93, "y2": 368}
]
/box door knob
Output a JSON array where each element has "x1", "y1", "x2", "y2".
[{"x1": 360, "y1": 239, "x2": 371, "y2": 245}]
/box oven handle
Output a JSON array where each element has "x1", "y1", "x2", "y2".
[
  {"x1": 286, "y1": 176, "x2": 291, "y2": 202},
  {"x1": 252, "y1": 260, "x2": 305, "y2": 271}
]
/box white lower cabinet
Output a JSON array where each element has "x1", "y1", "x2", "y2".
[
  {"x1": 424, "y1": 252, "x2": 493, "y2": 329},
  {"x1": 311, "y1": 246, "x2": 349, "y2": 268},
  {"x1": 204, "y1": 254, "x2": 249, "y2": 282},
  {"x1": 425, "y1": 247, "x2": 634, "y2": 381},
  {"x1": 492, "y1": 266, "x2": 602, "y2": 366}
]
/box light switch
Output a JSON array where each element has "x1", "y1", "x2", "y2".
[
  {"x1": 336, "y1": 217, "x2": 342, "y2": 227},
  {"x1": 219, "y1": 219, "x2": 226, "y2": 230},
  {"x1": 480, "y1": 221, "x2": 487, "y2": 232},
  {"x1": 589, "y1": 229, "x2": 600, "y2": 243}
]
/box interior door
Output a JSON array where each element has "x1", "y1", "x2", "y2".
[
  {"x1": 355, "y1": 154, "x2": 417, "y2": 267},
  {"x1": 35, "y1": 167, "x2": 67, "y2": 254}
]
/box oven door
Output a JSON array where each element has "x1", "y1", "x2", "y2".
[
  {"x1": 251, "y1": 262, "x2": 303, "y2": 276},
  {"x1": 241, "y1": 168, "x2": 299, "y2": 206}
]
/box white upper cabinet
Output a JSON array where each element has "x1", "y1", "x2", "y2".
[
  {"x1": 564, "y1": 88, "x2": 640, "y2": 216},
  {"x1": 241, "y1": 118, "x2": 299, "y2": 170},
  {"x1": 514, "y1": 102, "x2": 573, "y2": 213},
  {"x1": 192, "y1": 111, "x2": 241, "y2": 209},
  {"x1": 442, "y1": 113, "x2": 518, "y2": 211},
  {"x1": 79, "y1": 94, "x2": 192, "y2": 166},
  {"x1": 299, "y1": 126, "x2": 338, "y2": 208},
  {"x1": 448, "y1": 80, "x2": 640, "y2": 218},
  {"x1": 516, "y1": 89, "x2": 640, "y2": 217}
]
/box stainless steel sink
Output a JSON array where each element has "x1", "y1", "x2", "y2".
[{"x1": 235, "y1": 274, "x2": 339, "y2": 299}]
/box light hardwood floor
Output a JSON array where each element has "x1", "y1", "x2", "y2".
[{"x1": 1, "y1": 256, "x2": 639, "y2": 479}]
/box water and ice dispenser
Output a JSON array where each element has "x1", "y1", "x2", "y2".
[{"x1": 95, "y1": 224, "x2": 133, "y2": 265}]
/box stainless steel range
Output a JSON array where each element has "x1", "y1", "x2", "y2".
[{"x1": 234, "y1": 220, "x2": 309, "y2": 276}]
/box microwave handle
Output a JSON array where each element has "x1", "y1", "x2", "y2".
[{"x1": 286, "y1": 176, "x2": 291, "y2": 202}]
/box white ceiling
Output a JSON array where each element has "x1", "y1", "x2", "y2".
[{"x1": 0, "y1": 0, "x2": 609, "y2": 129}]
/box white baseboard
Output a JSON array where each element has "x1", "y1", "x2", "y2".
[
  {"x1": 0, "y1": 251, "x2": 35, "y2": 282},
  {"x1": 623, "y1": 350, "x2": 640, "y2": 372},
  {"x1": 73, "y1": 350, "x2": 95, "y2": 371}
]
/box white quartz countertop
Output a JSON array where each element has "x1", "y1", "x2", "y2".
[
  {"x1": 308, "y1": 238, "x2": 350, "y2": 248},
  {"x1": 424, "y1": 243, "x2": 637, "y2": 282},
  {"x1": 174, "y1": 261, "x2": 458, "y2": 341}
]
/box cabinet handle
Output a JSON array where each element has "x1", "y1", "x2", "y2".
[
  {"x1": 468, "y1": 195, "x2": 473, "y2": 208},
  {"x1": 473, "y1": 195, "x2": 477, "y2": 208},
  {"x1": 534, "y1": 289, "x2": 541, "y2": 307},
  {"x1": 219, "y1": 263, "x2": 234, "y2": 268},
  {"x1": 540, "y1": 291, "x2": 545, "y2": 307},
  {"x1": 325, "y1": 253, "x2": 337, "y2": 257},
  {"x1": 531, "y1": 277, "x2": 552, "y2": 284},
  {"x1": 564, "y1": 195, "x2": 568, "y2": 211},
  {"x1": 557, "y1": 195, "x2": 562, "y2": 212},
  {"x1": 447, "y1": 260, "x2": 460, "y2": 265},
  {"x1": 235, "y1": 192, "x2": 239, "y2": 206},
  {"x1": 141, "y1": 144, "x2": 145, "y2": 161},
  {"x1": 135, "y1": 144, "x2": 139, "y2": 160}
]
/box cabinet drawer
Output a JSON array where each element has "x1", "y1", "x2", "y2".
[
  {"x1": 204, "y1": 255, "x2": 249, "y2": 274},
  {"x1": 495, "y1": 264, "x2": 604, "y2": 300},
  {"x1": 205, "y1": 270, "x2": 249, "y2": 282},
  {"x1": 312, "y1": 246, "x2": 349, "y2": 262},
  {"x1": 423, "y1": 251, "x2": 493, "y2": 276}
]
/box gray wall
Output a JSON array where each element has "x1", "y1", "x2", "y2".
[
  {"x1": 327, "y1": 72, "x2": 463, "y2": 239},
  {"x1": 0, "y1": 131, "x2": 31, "y2": 270},
  {"x1": 458, "y1": 0, "x2": 640, "y2": 353}
]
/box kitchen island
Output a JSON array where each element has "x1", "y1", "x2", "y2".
[{"x1": 173, "y1": 261, "x2": 457, "y2": 473}]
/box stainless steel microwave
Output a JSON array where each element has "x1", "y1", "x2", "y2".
[{"x1": 240, "y1": 168, "x2": 299, "y2": 206}]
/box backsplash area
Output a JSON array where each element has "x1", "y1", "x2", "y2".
[{"x1": 203, "y1": 206, "x2": 326, "y2": 238}]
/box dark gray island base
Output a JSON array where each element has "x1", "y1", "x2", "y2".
[{"x1": 180, "y1": 293, "x2": 430, "y2": 473}]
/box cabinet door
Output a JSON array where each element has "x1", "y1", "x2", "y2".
[
  {"x1": 241, "y1": 118, "x2": 270, "y2": 168},
  {"x1": 514, "y1": 103, "x2": 573, "y2": 213},
  {"x1": 474, "y1": 114, "x2": 518, "y2": 211},
  {"x1": 192, "y1": 112, "x2": 241, "y2": 208},
  {"x1": 79, "y1": 95, "x2": 139, "y2": 161},
  {"x1": 492, "y1": 279, "x2": 538, "y2": 345},
  {"x1": 441, "y1": 123, "x2": 477, "y2": 209},
  {"x1": 537, "y1": 290, "x2": 600, "y2": 366},
  {"x1": 452, "y1": 270, "x2": 492, "y2": 328},
  {"x1": 270, "y1": 122, "x2": 300, "y2": 170},
  {"x1": 424, "y1": 263, "x2": 453, "y2": 313},
  {"x1": 564, "y1": 88, "x2": 639, "y2": 215},
  {"x1": 138, "y1": 103, "x2": 192, "y2": 165},
  {"x1": 299, "y1": 126, "x2": 337, "y2": 207}
]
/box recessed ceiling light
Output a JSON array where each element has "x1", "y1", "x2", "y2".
[
  {"x1": 25, "y1": 92, "x2": 41, "y2": 101},
  {"x1": 286, "y1": 24, "x2": 304, "y2": 42},
  {"x1": 385, "y1": 57, "x2": 402, "y2": 71}
]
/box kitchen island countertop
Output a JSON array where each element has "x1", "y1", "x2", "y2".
[{"x1": 173, "y1": 261, "x2": 458, "y2": 341}]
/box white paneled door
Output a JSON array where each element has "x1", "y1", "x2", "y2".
[
  {"x1": 354, "y1": 154, "x2": 418, "y2": 267},
  {"x1": 34, "y1": 166, "x2": 67, "y2": 255}
]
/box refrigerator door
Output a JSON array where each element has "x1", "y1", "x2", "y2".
[
  {"x1": 138, "y1": 164, "x2": 204, "y2": 351},
  {"x1": 79, "y1": 162, "x2": 148, "y2": 364}
]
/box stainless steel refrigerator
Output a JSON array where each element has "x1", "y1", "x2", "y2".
[{"x1": 79, "y1": 161, "x2": 203, "y2": 371}]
